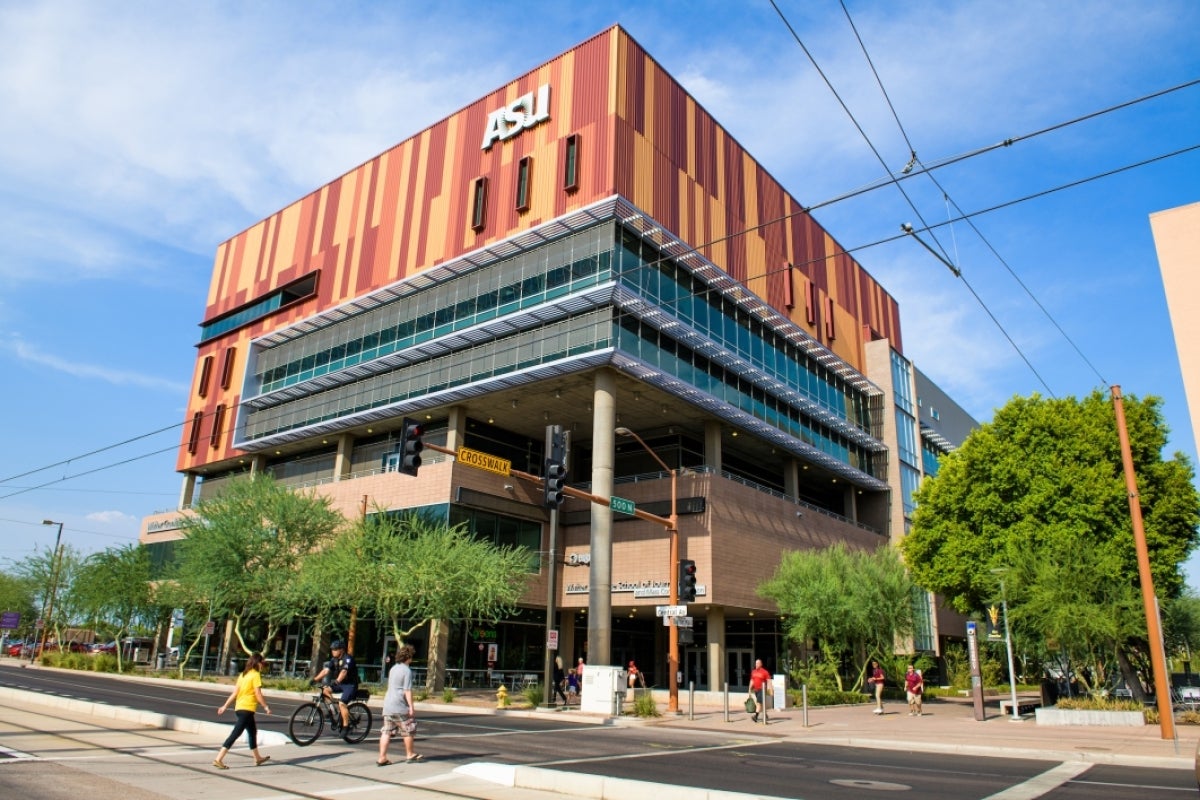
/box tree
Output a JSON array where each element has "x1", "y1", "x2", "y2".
[
  {"x1": 902, "y1": 391, "x2": 1200, "y2": 697},
  {"x1": 73, "y1": 544, "x2": 162, "y2": 672},
  {"x1": 758, "y1": 543, "x2": 914, "y2": 691},
  {"x1": 0, "y1": 570, "x2": 37, "y2": 639},
  {"x1": 10, "y1": 543, "x2": 83, "y2": 646},
  {"x1": 173, "y1": 475, "x2": 344, "y2": 657},
  {"x1": 296, "y1": 510, "x2": 533, "y2": 686}
]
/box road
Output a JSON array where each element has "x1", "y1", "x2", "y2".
[{"x1": 1, "y1": 662, "x2": 1195, "y2": 800}]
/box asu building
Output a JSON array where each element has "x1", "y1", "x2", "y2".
[{"x1": 141, "y1": 26, "x2": 972, "y2": 689}]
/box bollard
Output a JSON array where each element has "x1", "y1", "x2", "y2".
[
  {"x1": 723, "y1": 681, "x2": 730, "y2": 723},
  {"x1": 802, "y1": 684, "x2": 809, "y2": 728},
  {"x1": 688, "y1": 681, "x2": 695, "y2": 720}
]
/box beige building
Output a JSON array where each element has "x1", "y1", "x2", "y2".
[{"x1": 1151, "y1": 201, "x2": 1200, "y2": 454}]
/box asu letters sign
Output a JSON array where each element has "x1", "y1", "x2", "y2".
[{"x1": 481, "y1": 84, "x2": 551, "y2": 150}]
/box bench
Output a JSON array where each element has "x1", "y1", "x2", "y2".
[{"x1": 1000, "y1": 699, "x2": 1041, "y2": 716}]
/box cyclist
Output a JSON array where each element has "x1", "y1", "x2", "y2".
[{"x1": 312, "y1": 639, "x2": 359, "y2": 729}]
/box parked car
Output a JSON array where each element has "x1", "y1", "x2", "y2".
[
  {"x1": 5, "y1": 641, "x2": 25, "y2": 657},
  {"x1": 89, "y1": 641, "x2": 118, "y2": 655}
]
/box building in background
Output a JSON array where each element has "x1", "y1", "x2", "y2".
[
  {"x1": 1151, "y1": 202, "x2": 1200, "y2": 458},
  {"x1": 140, "y1": 25, "x2": 974, "y2": 690}
]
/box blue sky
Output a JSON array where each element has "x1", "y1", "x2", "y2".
[{"x1": 1, "y1": 2, "x2": 1198, "y2": 584}]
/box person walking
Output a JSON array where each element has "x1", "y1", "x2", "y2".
[
  {"x1": 904, "y1": 665, "x2": 925, "y2": 716},
  {"x1": 378, "y1": 645, "x2": 422, "y2": 766},
  {"x1": 551, "y1": 656, "x2": 569, "y2": 706},
  {"x1": 868, "y1": 659, "x2": 886, "y2": 715},
  {"x1": 749, "y1": 658, "x2": 771, "y2": 723},
  {"x1": 213, "y1": 652, "x2": 271, "y2": 769}
]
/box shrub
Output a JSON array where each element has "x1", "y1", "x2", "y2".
[
  {"x1": 521, "y1": 682, "x2": 542, "y2": 707},
  {"x1": 793, "y1": 688, "x2": 871, "y2": 707},
  {"x1": 90, "y1": 654, "x2": 119, "y2": 673},
  {"x1": 632, "y1": 689, "x2": 661, "y2": 717},
  {"x1": 442, "y1": 687, "x2": 456, "y2": 703}
]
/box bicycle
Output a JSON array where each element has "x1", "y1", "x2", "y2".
[{"x1": 288, "y1": 687, "x2": 373, "y2": 746}]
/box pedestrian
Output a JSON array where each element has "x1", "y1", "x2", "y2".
[
  {"x1": 904, "y1": 664, "x2": 924, "y2": 716},
  {"x1": 378, "y1": 645, "x2": 423, "y2": 766},
  {"x1": 566, "y1": 668, "x2": 579, "y2": 702},
  {"x1": 552, "y1": 655, "x2": 568, "y2": 706},
  {"x1": 213, "y1": 652, "x2": 271, "y2": 769},
  {"x1": 749, "y1": 658, "x2": 771, "y2": 723},
  {"x1": 576, "y1": 656, "x2": 585, "y2": 680},
  {"x1": 868, "y1": 659, "x2": 886, "y2": 715}
]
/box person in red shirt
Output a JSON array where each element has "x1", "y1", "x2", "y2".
[
  {"x1": 749, "y1": 658, "x2": 771, "y2": 723},
  {"x1": 868, "y1": 660, "x2": 886, "y2": 715},
  {"x1": 904, "y1": 664, "x2": 924, "y2": 716}
]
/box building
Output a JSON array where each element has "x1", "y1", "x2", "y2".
[
  {"x1": 140, "y1": 25, "x2": 974, "y2": 689},
  {"x1": 1151, "y1": 201, "x2": 1200, "y2": 458}
]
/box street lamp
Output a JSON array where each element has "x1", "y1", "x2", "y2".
[
  {"x1": 615, "y1": 426, "x2": 680, "y2": 714},
  {"x1": 33, "y1": 520, "x2": 65, "y2": 664},
  {"x1": 991, "y1": 567, "x2": 1020, "y2": 721}
]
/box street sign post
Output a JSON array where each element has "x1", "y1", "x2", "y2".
[{"x1": 610, "y1": 496, "x2": 636, "y2": 515}]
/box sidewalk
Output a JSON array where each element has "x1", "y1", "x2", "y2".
[{"x1": 621, "y1": 693, "x2": 1200, "y2": 770}]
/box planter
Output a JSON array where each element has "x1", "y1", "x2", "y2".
[{"x1": 1034, "y1": 707, "x2": 1144, "y2": 726}]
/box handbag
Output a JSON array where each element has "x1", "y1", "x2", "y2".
[{"x1": 744, "y1": 694, "x2": 757, "y2": 713}]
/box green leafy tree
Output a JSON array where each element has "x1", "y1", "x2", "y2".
[
  {"x1": 10, "y1": 543, "x2": 83, "y2": 647},
  {"x1": 0, "y1": 570, "x2": 37, "y2": 639},
  {"x1": 759, "y1": 543, "x2": 914, "y2": 690},
  {"x1": 902, "y1": 391, "x2": 1200, "y2": 697},
  {"x1": 173, "y1": 474, "x2": 344, "y2": 657},
  {"x1": 296, "y1": 510, "x2": 532, "y2": 686},
  {"x1": 73, "y1": 545, "x2": 162, "y2": 672}
]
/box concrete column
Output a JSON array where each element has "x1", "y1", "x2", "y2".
[
  {"x1": 704, "y1": 420, "x2": 722, "y2": 471},
  {"x1": 558, "y1": 609, "x2": 577, "y2": 667},
  {"x1": 446, "y1": 405, "x2": 467, "y2": 451},
  {"x1": 784, "y1": 459, "x2": 799, "y2": 500},
  {"x1": 707, "y1": 605, "x2": 726, "y2": 691},
  {"x1": 249, "y1": 454, "x2": 267, "y2": 474},
  {"x1": 178, "y1": 473, "x2": 197, "y2": 509},
  {"x1": 589, "y1": 369, "x2": 616, "y2": 666},
  {"x1": 844, "y1": 485, "x2": 858, "y2": 523},
  {"x1": 334, "y1": 433, "x2": 354, "y2": 480}
]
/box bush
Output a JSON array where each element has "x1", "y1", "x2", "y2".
[
  {"x1": 442, "y1": 687, "x2": 456, "y2": 703},
  {"x1": 90, "y1": 654, "x2": 119, "y2": 673},
  {"x1": 793, "y1": 688, "x2": 871, "y2": 707},
  {"x1": 521, "y1": 682, "x2": 542, "y2": 707},
  {"x1": 632, "y1": 689, "x2": 661, "y2": 717}
]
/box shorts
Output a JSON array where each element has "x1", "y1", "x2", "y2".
[
  {"x1": 907, "y1": 690, "x2": 923, "y2": 704},
  {"x1": 381, "y1": 713, "x2": 417, "y2": 737},
  {"x1": 331, "y1": 683, "x2": 358, "y2": 704}
]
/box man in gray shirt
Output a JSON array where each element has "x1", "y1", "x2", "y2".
[{"x1": 378, "y1": 645, "x2": 422, "y2": 766}]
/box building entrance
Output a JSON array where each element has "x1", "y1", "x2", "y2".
[
  {"x1": 726, "y1": 648, "x2": 753, "y2": 689},
  {"x1": 683, "y1": 649, "x2": 708, "y2": 690}
]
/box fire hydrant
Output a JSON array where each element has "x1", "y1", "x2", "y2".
[{"x1": 496, "y1": 685, "x2": 510, "y2": 708}]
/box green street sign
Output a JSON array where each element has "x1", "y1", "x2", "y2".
[{"x1": 610, "y1": 496, "x2": 636, "y2": 515}]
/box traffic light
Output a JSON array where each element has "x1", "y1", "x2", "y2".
[
  {"x1": 679, "y1": 559, "x2": 697, "y2": 602},
  {"x1": 397, "y1": 417, "x2": 424, "y2": 476},
  {"x1": 543, "y1": 426, "x2": 567, "y2": 509}
]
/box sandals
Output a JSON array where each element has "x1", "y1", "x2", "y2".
[
  {"x1": 212, "y1": 760, "x2": 228, "y2": 770},
  {"x1": 255, "y1": 756, "x2": 271, "y2": 766},
  {"x1": 377, "y1": 759, "x2": 392, "y2": 767},
  {"x1": 406, "y1": 754, "x2": 424, "y2": 763}
]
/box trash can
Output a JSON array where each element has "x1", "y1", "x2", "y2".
[
  {"x1": 1040, "y1": 677, "x2": 1058, "y2": 707},
  {"x1": 229, "y1": 658, "x2": 239, "y2": 676},
  {"x1": 156, "y1": 653, "x2": 167, "y2": 670}
]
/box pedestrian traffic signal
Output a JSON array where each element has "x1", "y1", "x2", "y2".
[
  {"x1": 543, "y1": 426, "x2": 567, "y2": 509},
  {"x1": 397, "y1": 417, "x2": 424, "y2": 476},
  {"x1": 679, "y1": 559, "x2": 697, "y2": 602}
]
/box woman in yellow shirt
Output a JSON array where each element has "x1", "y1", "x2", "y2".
[{"x1": 213, "y1": 652, "x2": 272, "y2": 769}]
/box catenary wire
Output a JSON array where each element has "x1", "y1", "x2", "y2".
[{"x1": 839, "y1": 0, "x2": 1056, "y2": 395}]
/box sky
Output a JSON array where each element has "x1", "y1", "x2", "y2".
[{"x1": 1, "y1": 2, "x2": 1198, "y2": 584}]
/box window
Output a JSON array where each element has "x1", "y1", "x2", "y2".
[
  {"x1": 825, "y1": 296, "x2": 836, "y2": 340},
  {"x1": 187, "y1": 412, "x2": 203, "y2": 455},
  {"x1": 784, "y1": 262, "x2": 795, "y2": 310},
  {"x1": 197, "y1": 356, "x2": 214, "y2": 398},
  {"x1": 199, "y1": 272, "x2": 319, "y2": 343},
  {"x1": 471, "y1": 176, "x2": 488, "y2": 231},
  {"x1": 515, "y1": 156, "x2": 532, "y2": 212},
  {"x1": 209, "y1": 404, "x2": 226, "y2": 449},
  {"x1": 563, "y1": 134, "x2": 580, "y2": 191},
  {"x1": 805, "y1": 282, "x2": 816, "y2": 325},
  {"x1": 220, "y1": 347, "x2": 236, "y2": 390}
]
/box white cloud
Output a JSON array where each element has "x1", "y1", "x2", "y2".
[
  {"x1": 86, "y1": 510, "x2": 136, "y2": 525},
  {"x1": 2, "y1": 334, "x2": 190, "y2": 394}
]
